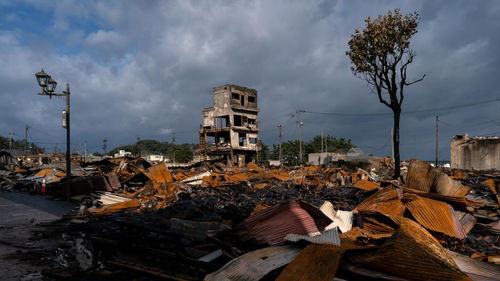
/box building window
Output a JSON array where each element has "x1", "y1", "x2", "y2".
[
  {"x1": 232, "y1": 93, "x2": 239, "y2": 100},
  {"x1": 234, "y1": 115, "x2": 242, "y2": 126},
  {"x1": 248, "y1": 96, "x2": 255, "y2": 103},
  {"x1": 239, "y1": 133, "x2": 246, "y2": 146},
  {"x1": 249, "y1": 138, "x2": 257, "y2": 144}
]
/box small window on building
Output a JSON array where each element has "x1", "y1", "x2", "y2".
[
  {"x1": 248, "y1": 118, "x2": 256, "y2": 125},
  {"x1": 232, "y1": 93, "x2": 239, "y2": 100},
  {"x1": 234, "y1": 115, "x2": 242, "y2": 126},
  {"x1": 248, "y1": 96, "x2": 255, "y2": 103},
  {"x1": 241, "y1": 95, "x2": 245, "y2": 106},
  {"x1": 249, "y1": 138, "x2": 257, "y2": 144},
  {"x1": 239, "y1": 133, "x2": 246, "y2": 146}
]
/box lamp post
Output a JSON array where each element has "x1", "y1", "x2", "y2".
[{"x1": 34, "y1": 69, "x2": 71, "y2": 200}]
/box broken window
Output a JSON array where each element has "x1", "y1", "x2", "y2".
[
  {"x1": 241, "y1": 95, "x2": 245, "y2": 106},
  {"x1": 249, "y1": 138, "x2": 257, "y2": 144},
  {"x1": 248, "y1": 118, "x2": 256, "y2": 125},
  {"x1": 234, "y1": 115, "x2": 242, "y2": 126},
  {"x1": 242, "y1": 116, "x2": 248, "y2": 126},
  {"x1": 239, "y1": 133, "x2": 246, "y2": 146},
  {"x1": 232, "y1": 93, "x2": 239, "y2": 100},
  {"x1": 248, "y1": 96, "x2": 255, "y2": 103},
  {"x1": 215, "y1": 115, "x2": 229, "y2": 128}
]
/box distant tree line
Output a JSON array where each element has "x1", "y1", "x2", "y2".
[
  {"x1": 108, "y1": 139, "x2": 194, "y2": 163},
  {"x1": 0, "y1": 135, "x2": 45, "y2": 154},
  {"x1": 257, "y1": 135, "x2": 355, "y2": 166}
]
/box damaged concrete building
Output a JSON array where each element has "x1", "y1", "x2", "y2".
[
  {"x1": 198, "y1": 84, "x2": 261, "y2": 166},
  {"x1": 451, "y1": 134, "x2": 500, "y2": 170}
]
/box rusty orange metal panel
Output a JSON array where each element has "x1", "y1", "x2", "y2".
[
  {"x1": 406, "y1": 159, "x2": 470, "y2": 197},
  {"x1": 403, "y1": 187, "x2": 484, "y2": 210},
  {"x1": 145, "y1": 162, "x2": 173, "y2": 183},
  {"x1": 356, "y1": 187, "x2": 405, "y2": 216},
  {"x1": 353, "y1": 179, "x2": 379, "y2": 191},
  {"x1": 276, "y1": 244, "x2": 343, "y2": 281},
  {"x1": 89, "y1": 199, "x2": 141, "y2": 214},
  {"x1": 247, "y1": 162, "x2": 263, "y2": 172},
  {"x1": 348, "y1": 216, "x2": 471, "y2": 281},
  {"x1": 403, "y1": 194, "x2": 467, "y2": 239}
]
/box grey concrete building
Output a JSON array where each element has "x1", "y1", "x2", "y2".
[
  {"x1": 450, "y1": 134, "x2": 500, "y2": 170},
  {"x1": 198, "y1": 84, "x2": 261, "y2": 166}
]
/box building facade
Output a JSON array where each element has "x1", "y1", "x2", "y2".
[
  {"x1": 451, "y1": 134, "x2": 500, "y2": 170},
  {"x1": 198, "y1": 84, "x2": 261, "y2": 166}
]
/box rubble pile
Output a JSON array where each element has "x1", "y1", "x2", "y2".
[{"x1": 1, "y1": 157, "x2": 499, "y2": 280}]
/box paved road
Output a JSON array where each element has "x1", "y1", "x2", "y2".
[{"x1": 0, "y1": 191, "x2": 76, "y2": 280}]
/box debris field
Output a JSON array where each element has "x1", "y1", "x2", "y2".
[{"x1": 0, "y1": 157, "x2": 499, "y2": 280}]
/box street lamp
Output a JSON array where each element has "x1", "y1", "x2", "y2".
[{"x1": 34, "y1": 69, "x2": 72, "y2": 200}]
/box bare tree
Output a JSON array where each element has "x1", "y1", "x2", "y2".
[{"x1": 346, "y1": 9, "x2": 425, "y2": 178}]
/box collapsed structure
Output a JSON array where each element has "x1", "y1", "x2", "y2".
[
  {"x1": 451, "y1": 134, "x2": 500, "y2": 170},
  {"x1": 198, "y1": 84, "x2": 261, "y2": 166}
]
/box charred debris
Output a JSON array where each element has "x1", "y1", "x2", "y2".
[
  {"x1": 0, "y1": 85, "x2": 498, "y2": 280},
  {"x1": 0, "y1": 156, "x2": 499, "y2": 280}
]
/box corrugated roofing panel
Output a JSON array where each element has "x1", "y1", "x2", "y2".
[
  {"x1": 204, "y1": 245, "x2": 301, "y2": 281},
  {"x1": 404, "y1": 194, "x2": 467, "y2": 239},
  {"x1": 356, "y1": 187, "x2": 405, "y2": 216},
  {"x1": 276, "y1": 244, "x2": 343, "y2": 281},
  {"x1": 285, "y1": 227, "x2": 340, "y2": 245},
  {"x1": 349, "y1": 216, "x2": 471, "y2": 281},
  {"x1": 238, "y1": 201, "x2": 332, "y2": 246},
  {"x1": 406, "y1": 159, "x2": 470, "y2": 197}
]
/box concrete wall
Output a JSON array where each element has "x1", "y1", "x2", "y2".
[{"x1": 451, "y1": 134, "x2": 500, "y2": 170}]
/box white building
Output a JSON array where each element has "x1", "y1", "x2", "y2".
[
  {"x1": 114, "y1": 150, "x2": 132, "y2": 158},
  {"x1": 145, "y1": 154, "x2": 164, "y2": 162}
]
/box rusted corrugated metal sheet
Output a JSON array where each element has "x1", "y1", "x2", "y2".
[
  {"x1": 285, "y1": 227, "x2": 340, "y2": 245},
  {"x1": 455, "y1": 210, "x2": 477, "y2": 235},
  {"x1": 356, "y1": 187, "x2": 405, "y2": 216},
  {"x1": 276, "y1": 244, "x2": 343, "y2": 281},
  {"x1": 406, "y1": 159, "x2": 470, "y2": 197},
  {"x1": 447, "y1": 250, "x2": 500, "y2": 280},
  {"x1": 319, "y1": 201, "x2": 353, "y2": 233},
  {"x1": 349, "y1": 216, "x2": 471, "y2": 281},
  {"x1": 106, "y1": 173, "x2": 121, "y2": 189},
  {"x1": 353, "y1": 179, "x2": 379, "y2": 191},
  {"x1": 403, "y1": 187, "x2": 484, "y2": 210},
  {"x1": 403, "y1": 194, "x2": 467, "y2": 239},
  {"x1": 237, "y1": 201, "x2": 332, "y2": 246},
  {"x1": 145, "y1": 162, "x2": 173, "y2": 184},
  {"x1": 204, "y1": 245, "x2": 301, "y2": 281}
]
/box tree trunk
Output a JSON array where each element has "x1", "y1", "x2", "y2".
[{"x1": 393, "y1": 109, "x2": 401, "y2": 179}]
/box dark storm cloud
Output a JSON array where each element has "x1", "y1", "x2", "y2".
[{"x1": 0, "y1": 0, "x2": 499, "y2": 159}]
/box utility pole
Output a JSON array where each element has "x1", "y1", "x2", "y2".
[
  {"x1": 102, "y1": 139, "x2": 108, "y2": 156},
  {"x1": 24, "y1": 125, "x2": 30, "y2": 156},
  {"x1": 321, "y1": 128, "x2": 324, "y2": 154},
  {"x1": 136, "y1": 137, "x2": 140, "y2": 157},
  {"x1": 84, "y1": 141, "x2": 87, "y2": 162},
  {"x1": 277, "y1": 124, "x2": 283, "y2": 165},
  {"x1": 171, "y1": 132, "x2": 176, "y2": 163},
  {"x1": 295, "y1": 109, "x2": 305, "y2": 165},
  {"x1": 435, "y1": 115, "x2": 439, "y2": 167},
  {"x1": 8, "y1": 131, "x2": 15, "y2": 151}
]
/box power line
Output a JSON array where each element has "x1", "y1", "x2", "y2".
[{"x1": 303, "y1": 97, "x2": 500, "y2": 117}]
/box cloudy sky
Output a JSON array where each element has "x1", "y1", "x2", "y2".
[{"x1": 1, "y1": 0, "x2": 499, "y2": 160}]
